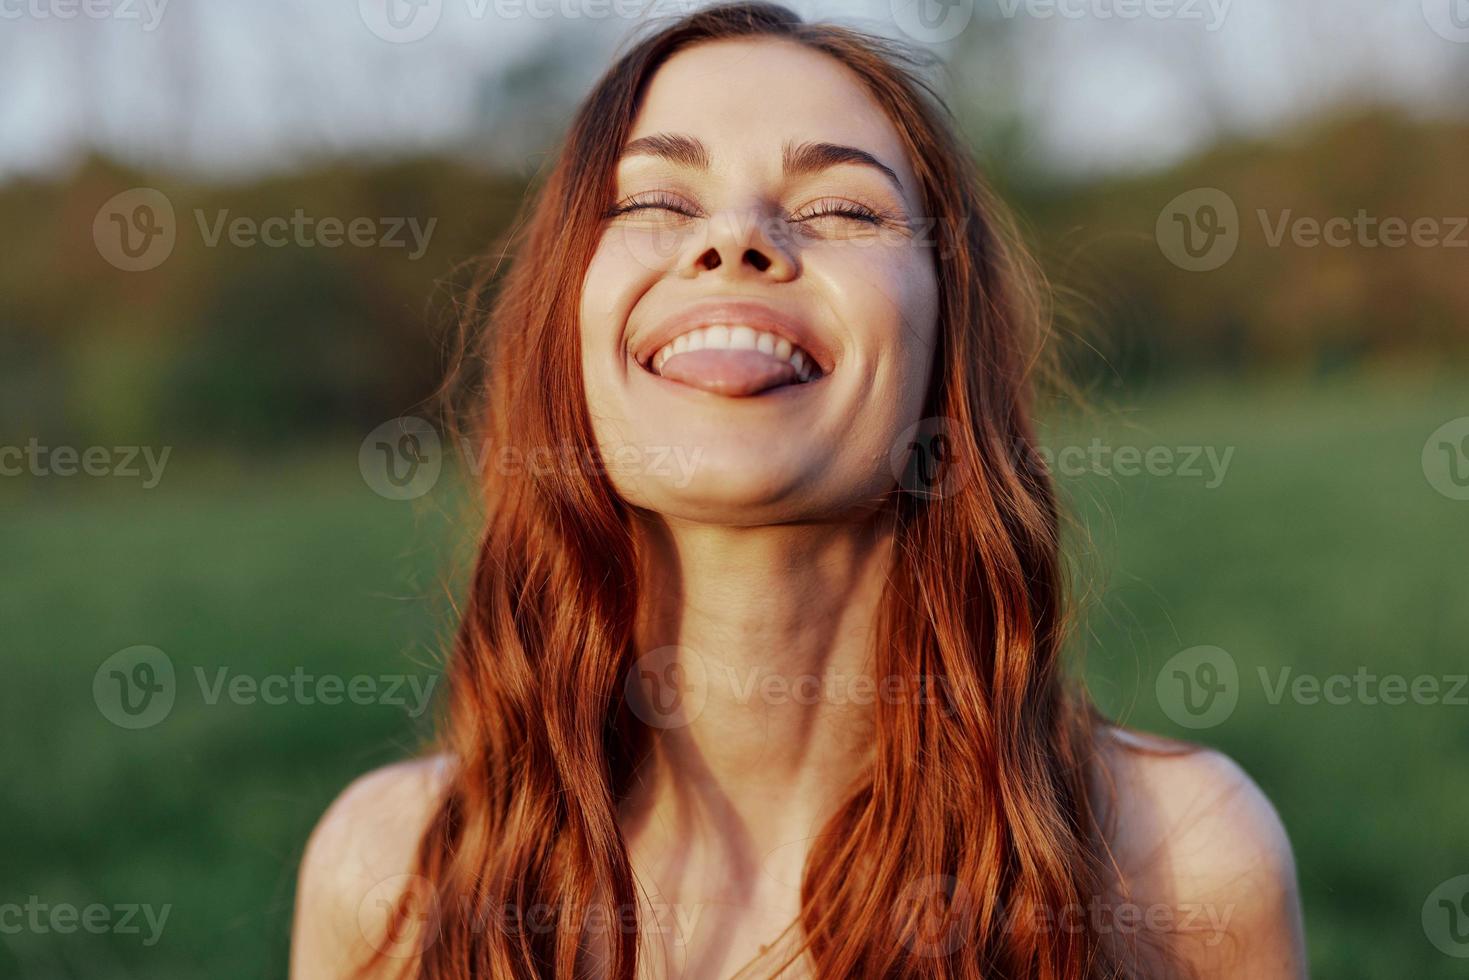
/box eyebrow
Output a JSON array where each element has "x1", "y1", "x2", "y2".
[{"x1": 618, "y1": 133, "x2": 906, "y2": 195}]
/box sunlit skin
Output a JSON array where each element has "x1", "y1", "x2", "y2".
[
  {"x1": 575, "y1": 39, "x2": 940, "y2": 974},
  {"x1": 291, "y1": 37, "x2": 1307, "y2": 980}
]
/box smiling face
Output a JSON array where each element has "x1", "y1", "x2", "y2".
[{"x1": 579, "y1": 38, "x2": 941, "y2": 524}]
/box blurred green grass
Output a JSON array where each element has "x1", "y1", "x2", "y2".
[{"x1": 3, "y1": 374, "x2": 1466, "y2": 979}]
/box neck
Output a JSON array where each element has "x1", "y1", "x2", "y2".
[{"x1": 621, "y1": 510, "x2": 894, "y2": 888}]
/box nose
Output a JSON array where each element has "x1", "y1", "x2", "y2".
[{"x1": 680, "y1": 207, "x2": 798, "y2": 282}]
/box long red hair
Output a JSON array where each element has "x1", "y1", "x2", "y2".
[{"x1": 373, "y1": 3, "x2": 1174, "y2": 977}]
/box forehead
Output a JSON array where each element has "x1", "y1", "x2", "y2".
[{"x1": 627, "y1": 38, "x2": 918, "y2": 189}]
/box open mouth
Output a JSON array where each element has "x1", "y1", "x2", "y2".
[{"x1": 640, "y1": 324, "x2": 824, "y2": 397}]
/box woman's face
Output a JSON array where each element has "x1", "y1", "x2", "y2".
[{"x1": 579, "y1": 38, "x2": 940, "y2": 524}]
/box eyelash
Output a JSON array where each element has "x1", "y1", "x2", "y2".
[
  {"x1": 792, "y1": 197, "x2": 886, "y2": 224},
  {"x1": 605, "y1": 191, "x2": 699, "y2": 220},
  {"x1": 606, "y1": 192, "x2": 889, "y2": 225}
]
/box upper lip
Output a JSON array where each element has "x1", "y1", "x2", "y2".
[{"x1": 630, "y1": 299, "x2": 836, "y2": 376}]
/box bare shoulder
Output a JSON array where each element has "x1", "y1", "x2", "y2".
[
  {"x1": 1092, "y1": 727, "x2": 1308, "y2": 978},
  {"x1": 289, "y1": 754, "x2": 454, "y2": 980}
]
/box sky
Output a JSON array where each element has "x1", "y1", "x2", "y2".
[{"x1": 0, "y1": 0, "x2": 1465, "y2": 182}]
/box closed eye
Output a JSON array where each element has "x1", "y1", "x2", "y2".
[
  {"x1": 787, "y1": 199, "x2": 899, "y2": 230},
  {"x1": 605, "y1": 191, "x2": 702, "y2": 220},
  {"x1": 789, "y1": 197, "x2": 888, "y2": 224}
]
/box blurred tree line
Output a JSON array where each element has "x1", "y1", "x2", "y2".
[
  {"x1": 2, "y1": 108, "x2": 1464, "y2": 449},
  {"x1": 1010, "y1": 110, "x2": 1469, "y2": 382},
  {"x1": 2, "y1": 156, "x2": 524, "y2": 448}
]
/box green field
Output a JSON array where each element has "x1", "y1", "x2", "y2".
[{"x1": 4, "y1": 375, "x2": 1467, "y2": 979}]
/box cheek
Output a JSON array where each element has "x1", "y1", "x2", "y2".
[
  {"x1": 801, "y1": 239, "x2": 940, "y2": 502},
  {"x1": 815, "y1": 235, "x2": 939, "y2": 394},
  {"x1": 579, "y1": 234, "x2": 662, "y2": 410},
  {"x1": 580, "y1": 220, "x2": 692, "y2": 329},
  {"x1": 580, "y1": 234, "x2": 646, "y2": 352}
]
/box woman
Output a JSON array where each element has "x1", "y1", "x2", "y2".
[{"x1": 290, "y1": 3, "x2": 1306, "y2": 977}]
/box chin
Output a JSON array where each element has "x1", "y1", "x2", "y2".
[
  {"x1": 607, "y1": 442, "x2": 802, "y2": 522},
  {"x1": 609, "y1": 442, "x2": 889, "y2": 527}
]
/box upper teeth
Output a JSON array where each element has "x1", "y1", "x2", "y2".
[{"x1": 650, "y1": 325, "x2": 817, "y2": 382}]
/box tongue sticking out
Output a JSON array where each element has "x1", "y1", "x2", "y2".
[{"x1": 658, "y1": 349, "x2": 802, "y2": 397}]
